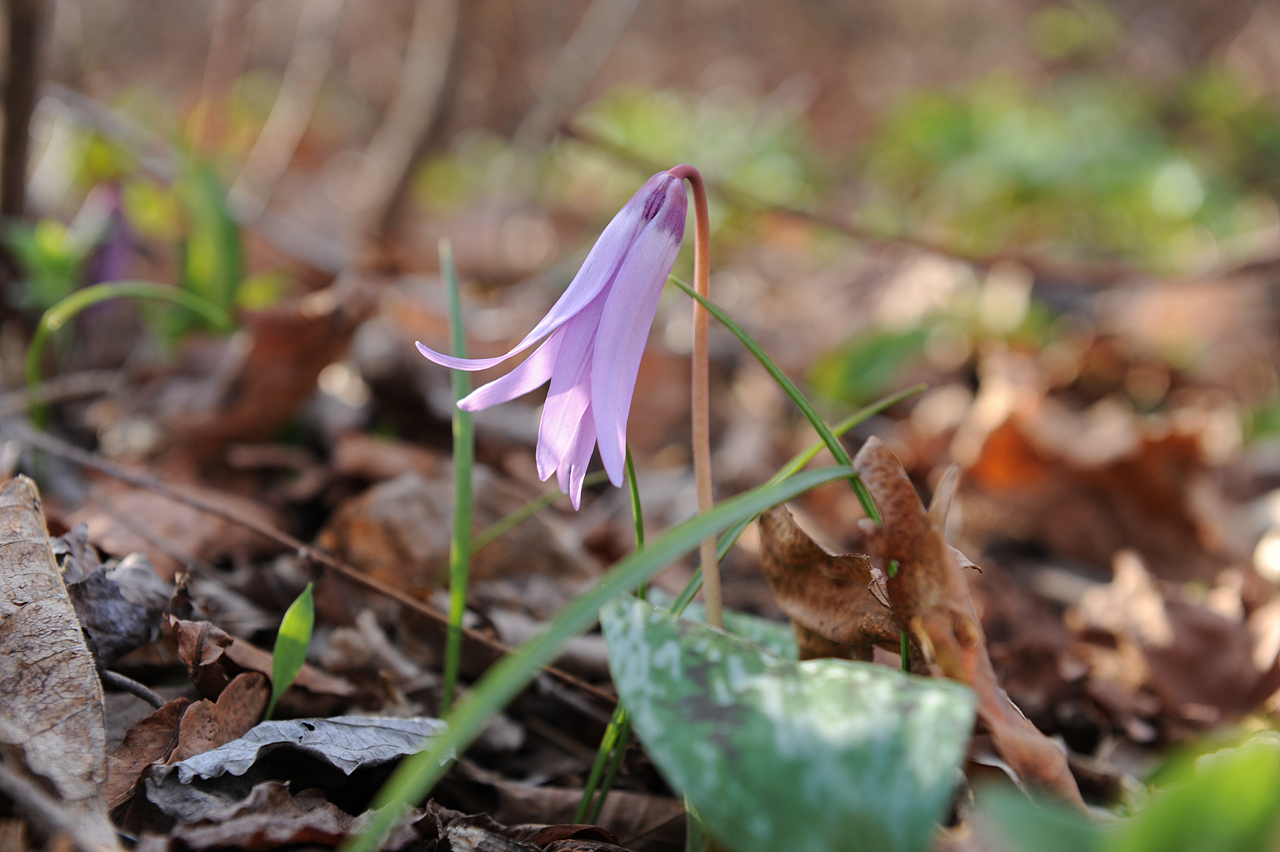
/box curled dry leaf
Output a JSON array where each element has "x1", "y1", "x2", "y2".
[
  {"x1": 0, "y1": 476, "x2": 120, "y2": 850},
  {"x1": 166, "y1": 617, "x2": 355, "y2": 710},
  {"x1": 853, "y1": 437, "x2": 1086, "y2": 809},
  {"x1": 757, "y1": 505, "x2": 899, "y2": 661}
]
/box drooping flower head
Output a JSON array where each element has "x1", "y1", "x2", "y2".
[{"x1": 417, "y1": 172, "x2": 687, "y2": 508}]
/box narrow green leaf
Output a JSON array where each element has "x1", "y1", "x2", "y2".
[
  {"x1": 344, "y1": 465, "x2": 859, "y2": 852},
  {"x1": 602, "y1": 595, "x2": 976, "y2": 852},
  {"x1": 670, "y1": 276, "x2": 880, "y2": 524},
  {"x1": 441, "y1": 239, "x2": 474, "y2": 715},
  {"x1": 265, "y1": 582, "x2": 315, "y2": 721}
]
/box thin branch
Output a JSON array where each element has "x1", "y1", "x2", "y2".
[
  {"x1": 100, "y1": 670, "x2": 163, "y2": 709},
  {"x1": 2, "y1": 421, "x2": 615, "y2": 708}
]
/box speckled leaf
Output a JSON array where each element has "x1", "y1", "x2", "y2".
[{"x1": 602, "y1": 594, "x2": 976, "y2": 852}]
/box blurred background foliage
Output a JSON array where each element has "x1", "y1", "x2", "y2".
[{"x1": 14, "y1": 0, "x2": 1280, "y2": 434}]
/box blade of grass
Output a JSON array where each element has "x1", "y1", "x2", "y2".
[
  {"x1": 668, "y1": 383, "x2": 925, "y2": 616},
  {"x1": 440, "y1": 239, "x2": 473, "y2": 715},
  {"x1": 343, "y1": 465, "x2": 859, "y2": 852},
  {"x1": 471, "y1": 470, "x2": 610, "y2": 553},
  {"x1": 670, "y1": 276, "x2": 880, "y2": 525},
  {"x1": 589, "y1": 713, "x2": 632, "y2": 824},
  {"x1": 265, "y1": 582, "x2": 314, "y2": 720},
  {"x1": 575, "y1": 704, "x2": 629, "y2": 823},
  {"x1": 26, "y1": 280, "x2": 233, "y2": 426}
]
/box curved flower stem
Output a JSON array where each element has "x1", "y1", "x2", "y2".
[{"x1": 668, "y1": 164, "x2": 720, "y2": 628}]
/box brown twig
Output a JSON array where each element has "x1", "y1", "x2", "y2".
[
  {"x1": 2, "y1": 421, "x2": 616, "y2": 708},
  {"x1": 100, "y1": 669, "x2": 163, "y2": 709},
  {"x1": 192, "y1": 0, "x2": 250, "y2": 154},
  {"x1": 0, "y1": 369, "x2": 123, "y2": 418}
]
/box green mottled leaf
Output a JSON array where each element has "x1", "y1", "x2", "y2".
[
  {"x1": 601, "y1": 595, "x2": 976, "y2": 852},
  {"x1": 266, "y1": 582, "x2": 315, "y2": 720},
  {"x1": 649, "y1": 593, "x2": 798, "y2": 660}
]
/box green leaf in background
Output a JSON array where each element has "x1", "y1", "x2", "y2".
[
  {"x1": 1114, "y1": 732, "x2": 1280, "y2": 852},
  {"x1": 601, "y1": 595, "x2": 977, "y2": 852},
  {"x1": 978, "y1": 785, "x2": 1102, "y2": 852},
  {"x1": 980, "y1": 732, "x2": 1280, "y2": 852},
  {"x1": 25, "y1": 280, "x2": 234, "y2": 427},
  {"x1": 809, "y1": 325, "x2": 931, "y2": 407},
  {"x1": 265, "y1": 581, "x2": 315, "y2": 720},
  {"x1": 3, "y1": 219, "x2": 86, "y2": 312},
  {"x1": 176, "y1": 160, "x2": 242, "y2": 327}
]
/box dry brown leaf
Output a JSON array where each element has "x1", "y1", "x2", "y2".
[
  {"x1": 331, "y1": 432, "x2": 446, "y2": 481},
  {"x1": 166, "y1": 617, "x2": 355, "y2": 711},
  {"x1": 0, "y1": 476, "x2": 119, "y2": 849},
  {"x1": 757, "y1": 505, "x2": 899, "y2": 661},
  {"x1": 158, "y1": 278, "x2": 377, "y2": 459},
  {"x1": 853, "y1": 438, "x2": 1086, "y2": 808},
  {"x1": 1071, "y1": 550, "x2": 1260, "y2": 729},
  {"x1": 104, "y1": 698, "x2": 189, "y2": 810},
  {"x1": 68, "y1": 482, "x2": 285, "y2": 581},
  {"x1": 166, "y1": 781, "x2": 355, "y2": 851},
  {"x1": 318, "y1": 468, "x2": 597, "y2": 617},
  {"x1": 168, "y1": 672, "x2": 269, "y2": 764}
]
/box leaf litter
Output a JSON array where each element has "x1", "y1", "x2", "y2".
[{"x1": 11, "y1": 8, "x2": 1280, "y2": 851}]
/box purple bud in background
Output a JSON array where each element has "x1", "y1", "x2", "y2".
[{"x1": 417, "y1": 172, "x2": 687, "y2": 508}]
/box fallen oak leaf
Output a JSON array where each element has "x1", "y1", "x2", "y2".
[{"x1": 853, "y1": 437, "x2": 1086, "y2": 809}]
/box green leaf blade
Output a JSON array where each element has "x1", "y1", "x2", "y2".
[
  {"x1": 266, "y1": 582, "x2": 315, "y2": 720},
  {"x1": 602, "y1": 595, "x2": 977, "y2": 852}
]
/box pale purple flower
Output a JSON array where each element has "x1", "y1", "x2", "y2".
[{"x1": 416, "y1": 172, "x2": 687, "y2": 509}]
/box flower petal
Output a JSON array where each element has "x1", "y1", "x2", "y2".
[
  {"x1": 566, "y1": 408, "x2": 598, "y2": 510},
  {"x1": 535, "y1": 288, "x2": 609, "y2": 481},
  {"x1": 414, "y1": 173, "x2": 672, "y2": 373},
  {"x1": 591, "y1": 178, "x2": 687, "y2": 484},
  {"x1": 453, "y1": 329, "x2": 562, "y2": 412}
]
